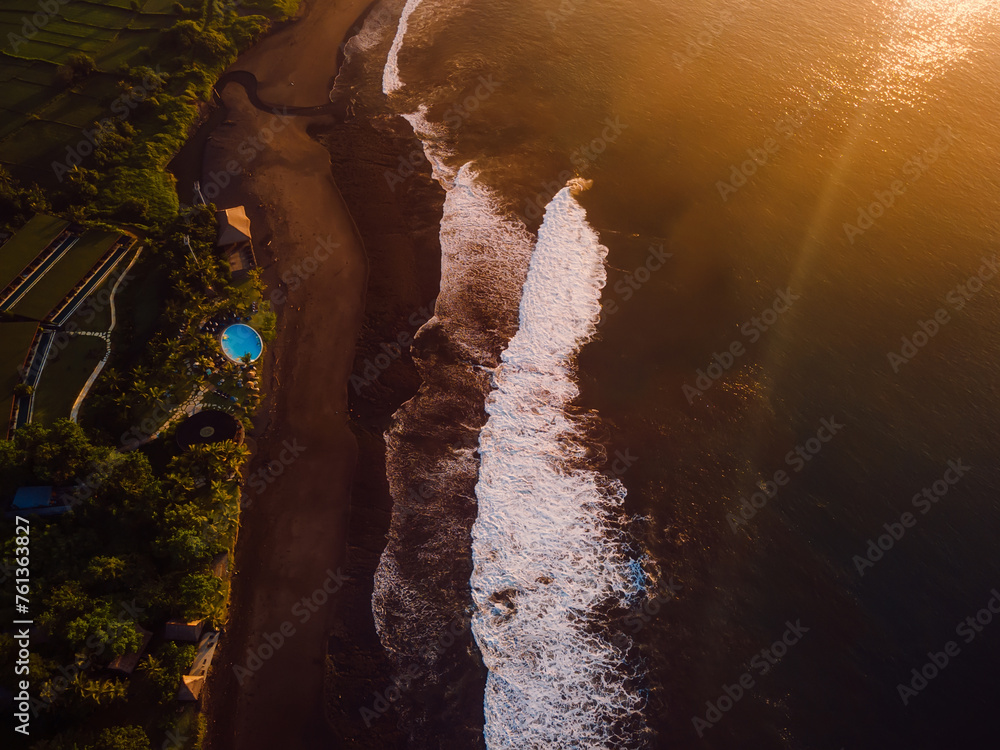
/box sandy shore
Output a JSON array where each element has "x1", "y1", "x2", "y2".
[{"x1": 200, "y1": 1, "x2": 373, "y2": 748}]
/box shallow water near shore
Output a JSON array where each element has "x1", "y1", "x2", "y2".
[{"x1": 337, "y1": 0, "x2": 1000, "y2": 747}]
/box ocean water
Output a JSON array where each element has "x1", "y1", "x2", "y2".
[{"x1": 341, "y1": 0, "x2": 1000, "y2": 747}]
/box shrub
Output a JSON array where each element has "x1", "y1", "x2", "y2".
[{"x1": 56, "y1": 53, "x2": 98, "y2": 86}]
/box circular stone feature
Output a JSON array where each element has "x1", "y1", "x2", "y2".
[{"x1": 176, "y1": 410, "x2": 244, "y2": 450}]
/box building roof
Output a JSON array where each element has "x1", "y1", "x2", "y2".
[
  {"x1": 8, "y1": 486, "x2": 72, "y2": 517},
  {"x1": 164, "y1": 619, "x2": 206, "y2": 642},
  {"x1": 177, "y1": 674, "x2": 205, "y2": 701},
  {"x1": 107, "y1": 626, "x2": 153, "y2": 676},
  {"x1": 176, "y1": 630, "x2": 218, "y2": 700},
  {"x1": 12, "y1": 486, "x2": 54, "y2": 509},
  {"x1": 217, "y1": 207, "x2": 252, "y2": 247},
  {"x1": 188, "y1": 631, "x2": 220, "y2": 678}
]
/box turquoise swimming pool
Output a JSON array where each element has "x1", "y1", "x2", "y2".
[{"x1": 220, "y1": 323, "x2": 263, "y2": 362}]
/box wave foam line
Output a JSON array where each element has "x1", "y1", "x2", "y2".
[
  {"x1": 383, "y1": 0, "x2": 424, "y2": 95},
  {"x1": 401, "y1": 105, "x2": 457, "y2": 188},
  {"x1": 470, "y1": 182, "x2": 647, "y2": 749},
  {"x1": 371, "y1": 161, "x2": 534, "y2": 708}
]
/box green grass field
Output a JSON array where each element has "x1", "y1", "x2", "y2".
[
  {"x1": 63, "y1": 243, "x2": 141, "y2": 332},
  {"x1": 0, "y1": 320, "x2": 38, "y2": 436},
  {"x1": 64, "y1": 266, "x2": 116, "y2": 332},
  {"x1": 31, "y1": 333, "x2": 106, "y2": 425},
  {"x1": 11, "y1": 228, "x2": 118, "y2": 320},
  {"x1": 0, "y1": 0, "x2": 178, "y2": 182},
  {"x1": 109, "y1": 248, "x2": 164, "y2": 359},
  {"x1": 35, "y1": 88, "x2": 114, "y2": 128},
  {"x1": 0, "y1": 213, "x2": 68, "y2": 289}
]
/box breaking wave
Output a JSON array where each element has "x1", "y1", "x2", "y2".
[
  {"x1": 470, "y1": 183, "x2": 648, "y2": 749},
  {"x1": 383, "y1": 0, "x2": 425, "y2": 94}
]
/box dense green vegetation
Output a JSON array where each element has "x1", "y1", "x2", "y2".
[
  {"x1": 0, "y1": 419, "x2": 247, "y2": 747},
  {"x1": 1, "y1": 0, "x2": 277, "y2": 227},
  {"x1": 0, "y1": 0, "x2": 299, "y2": 746},
  {"x1": 80, "y1": 205, "x2": 268, "y2": 441},
  {"x1": 0, "y1": 204, "x2": 271, "y2": 741}
]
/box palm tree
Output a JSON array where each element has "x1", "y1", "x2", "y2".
[
  {"x1": 166, "y1": 471, "x2": 198, "y2": 494},
  {"x1": 207, "y1": 441, "x2": 250, "y2": 476},
  {"x1": 138, "y1": 654, "x2": 166, "y2": 682},
  {"x1": 141, "y1": 384, "x2": 167, "y2": 410},
  {"x1": 102, "y1": 366, "x2": 124, "y2": 394}
]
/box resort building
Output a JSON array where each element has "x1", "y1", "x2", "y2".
[
  {"x1": 164, "y1": 619, "x2": 207, "y2": 643},
  {"x1": 216, "y1": 206, "x2": 257, "y2": 280},
  {"x1": 177, "y1": 631, "x2": 220, "y2": 701},
  {"x1": 107, "y1": 626, "x2": 154, "y2": 677}
]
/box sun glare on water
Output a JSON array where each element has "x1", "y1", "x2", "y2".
[{"x1": 871, "y1": 0, "x2": 1000, "y2": 105}]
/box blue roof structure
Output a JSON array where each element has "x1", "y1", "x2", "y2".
[
  {"x1": 12, "y1": 486, "x2": 54, "y2": 509},
  {"x1": 9, "y1": 486, "x2": 70, "y2": 517}
]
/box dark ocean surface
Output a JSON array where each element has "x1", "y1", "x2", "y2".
[{"x1": 336, "y1": 1, "x2": 1000, "y2": 747}]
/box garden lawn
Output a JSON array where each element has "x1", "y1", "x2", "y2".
[{"x1": 30, "y1": 333, "x2": 106, "y2": 425}]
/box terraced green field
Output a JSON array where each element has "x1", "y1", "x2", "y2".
[
  {"x1": 11, "y1": 228, "x2": 118, "y2": 320},
  {"x1": 0, "y1": 0, "x2": 177, "y2": 182},
  {"x1": 0, "y1": 213, "x2": 68, "y2": 288}
]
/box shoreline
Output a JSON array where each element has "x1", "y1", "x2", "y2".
[{"x1": 198, "y1": 1, "x2": 374, "y2": 748}]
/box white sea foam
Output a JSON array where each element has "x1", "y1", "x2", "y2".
[
  {"x1": 341, "y1": 2, "x2": 388, "y2": 59},
  {"x1": 383, "y1": 0, "x2": 425, "y2": 95},
  {"x1": 371, "y1": 152, "x2": 535, "y2": 671},
  {"x1": 401, "y1": 105, "x2": 458, "y2": 188},
  {"x1": 470, "y1": 184, "x2": 647, "y2": 748}
]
